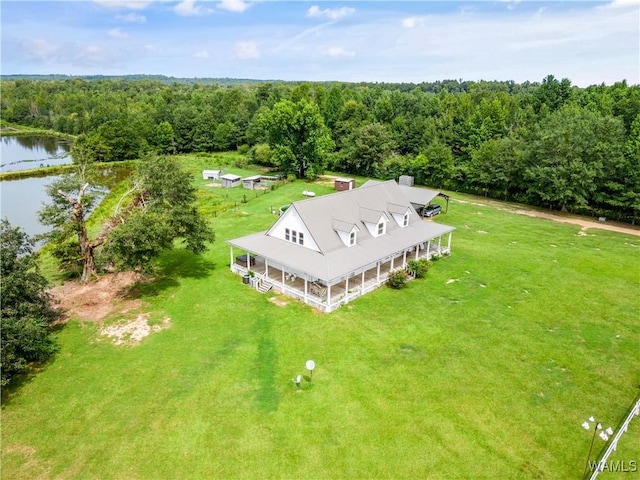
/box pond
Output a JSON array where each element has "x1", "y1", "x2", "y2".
[
  {"x1": 1, "y1": 135, "x2": 73, "y2": 172},
  {"x1": 0, "y1": 135, "x2": 131, "y2": 240}
]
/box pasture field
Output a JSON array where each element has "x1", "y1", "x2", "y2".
[{"x1": 2, "y1": 162, "x2": 639, "y2": 479}]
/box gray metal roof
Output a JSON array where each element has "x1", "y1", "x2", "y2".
[
  {"x1": 362, "y1": 180, "x2": 441, "y2": 205},
  {"x1": 221, "y1": 174, "x2": 241, "y2": 181},
  {"x1": 227, "y1": 180, "x2": 455, "y2": 282}
]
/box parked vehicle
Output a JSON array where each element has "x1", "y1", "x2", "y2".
[{"x1": 422, "y1": 204, "x2": 442, "y2": 217}]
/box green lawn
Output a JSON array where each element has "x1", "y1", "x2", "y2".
[{"x1": 2, "y1": 164, "x2": 639, "y2": 479}]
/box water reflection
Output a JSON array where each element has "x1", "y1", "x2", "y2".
[{"x1": 1, "y1": 135, "x2": 73, "y2": 172}]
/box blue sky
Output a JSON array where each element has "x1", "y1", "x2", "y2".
[{"x1": 1, "y1": 1, "x2": 638, "y2": 86}]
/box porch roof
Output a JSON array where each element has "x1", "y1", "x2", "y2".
[{"x1": 228, "y1": 220, "x2": 454, "y2": 283}]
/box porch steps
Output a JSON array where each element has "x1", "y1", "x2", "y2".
[{"x1": 257, "y1": 280, "x2": 273, "y2": 293}]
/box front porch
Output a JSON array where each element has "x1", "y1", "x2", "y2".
[{"x1": 229, "y1": 232, "x2": 452, "y2": 313}]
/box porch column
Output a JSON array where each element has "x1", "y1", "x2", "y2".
[
  {"x1": 230, "y1": 246, "x2": 234, "y2": 268},
  {"x1": 376, "y1": 262, "x2": 380, "y2": 284},
  {"x1": 265, "y1": 259, "x2": 269, "y2": 279},
  {"x1": 282, "y1": 268, "x2": 285, "y2": 286},
  {"x1": 427, "y1": 239, "x2": 431, "y2": 258},
  {"x1": 415, "y1": 244, "x2": 419, "y2": 260},
  {"x1": 438, "y1": 235, "x2": 442, "y2": 253},
  {"x1": 345, "y1": 276, "x2": 349, "y2": 301},
  {"x1": 391, "y1": 256, "x2": 395, "y2": 271},
  {"x1": 447, "y1": 231, "x2": 453, "y2": 252},
  {"x1": 403, "y1": 250, "x2": 407, "y2": 267},
  {"x1": 361, "y1": 270, "x2": 365, "y2": 290},
  {"x1": 304, "y1": 276, "x2": 308, "y2": 300},
  {"x1": 327, "y1": 283, "x2": 332, "y2": 307}
]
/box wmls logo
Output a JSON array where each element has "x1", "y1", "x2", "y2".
[{"x1": 588, "y1": 460, "x2": 638, "y2": 473}]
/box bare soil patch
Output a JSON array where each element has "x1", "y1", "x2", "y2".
[
  {"x1": 49, "y1": 271, "x2": 147, "y2": 323},
  {"x1": 49, "y1": 272, "x2": 171, "y2": 345},
  {"x1": 453, "y1": 198, "x2": 640, "y2": 237}
]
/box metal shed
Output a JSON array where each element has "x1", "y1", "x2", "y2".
[
  {"x1": 202, "y1": 170, "x2": 221, "y2": 180},
  {"x1": 221, "y1": 173, "x2": 241, "y2": 188}
]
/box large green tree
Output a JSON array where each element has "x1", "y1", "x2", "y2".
[
  {"x1": 1, "y1": 219, "x2": 59, "y2": 386},
  {"x1": 103, "y1": 155, "x2": 214, "y2": 272},
  {"x1": 259, "y1": 99, "x2": 334, "y2": 179},
  {"x1": 40, "y1": 149, "x2": 213, "y2": 281}
]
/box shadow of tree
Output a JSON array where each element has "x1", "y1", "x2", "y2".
[{"x1": 122, "y1": 249, "x2": 216, "y2": 299}]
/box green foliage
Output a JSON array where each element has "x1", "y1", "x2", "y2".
[
  {"x1": 103, "y1": 155, "x2": 214, "y2": 272},
  {"x1": 259, "y1": 99, "x2": 334, "y2": 179},
  {"x1": 0, "y1": 219, "x2": 59, "y2": 386},
  {"x1": 406, "y1": 258, "x2": 431, "y2": 278},
  {"x1": 387, "y1": 269, "x2": 409, "y2": 289}
]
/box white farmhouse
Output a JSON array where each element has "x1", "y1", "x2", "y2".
[{"x1": 227, "y1": 180, "x2": 454, "y2": 312}]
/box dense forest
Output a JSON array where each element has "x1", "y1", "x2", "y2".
[{"x1": 2, "y1": 75, "x2": 638, "y2": 223}]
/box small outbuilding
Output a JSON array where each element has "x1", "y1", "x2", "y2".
[
  {"x1": 202, "y1": 170, "x2": 221, "y2": 180},
  {"x1": 335, "y1": 177, "x2": 355, "y2": 191},
  {"x1": 221, "y1": 173, "x2": 241, "y2": 188},
  {"x1": 242, "y1": 175, "x2": 262, "y2": 190}
]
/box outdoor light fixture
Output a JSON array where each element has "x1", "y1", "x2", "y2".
[
  {"x1": 582, "y1": 416, "x2": 614, "y2": 479},
  {"x1": 306, "y1": 360, "x2": 315, "y2": 382}
]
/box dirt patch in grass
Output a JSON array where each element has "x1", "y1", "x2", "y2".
[
  {"x1": 269, "y1": 295, "x2": 289, "y2": 307},
  {"x1": 101, "y1": 314, "x2": 170, "y2": 345},
  {"x1": 48, "y1": 271, "x2": 149, "y2": 323}
]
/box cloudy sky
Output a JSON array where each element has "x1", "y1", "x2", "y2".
[{"x1": 1, "y1": 0, "x2": 638, "y2": 86}]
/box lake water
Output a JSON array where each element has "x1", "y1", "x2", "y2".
[
  {"x1": 0, "y1": 135, "x2": 74, "y2": 238},
  {"x1": 1, "y1": 135, "x2": 72, "y2": 172}
]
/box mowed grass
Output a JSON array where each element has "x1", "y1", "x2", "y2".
[{"x1": 2, "y1": 166, "x2": 639, "y2": 479}]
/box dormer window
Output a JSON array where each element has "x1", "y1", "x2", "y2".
[
  {"x1": 285, "y1": 228, "x2": 304, "y2": 245},
  {"x1": 403, "y1": 213, "x2": 409, "y2": 227},
  {"x1": 349, "y1": 231, "x2": 356, "y2": 246},
  {"x1": 298, "y1": 232, "x2": 304, "y2": 245},
  {"x1": 377, "y1": 221, "x2": 385, "y2": 235}
]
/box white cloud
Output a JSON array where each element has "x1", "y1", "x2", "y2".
[
  {"x1": 193, "y1": 50, "x2": 210, "y2": 59},
  {"x1": 234, "y1": 41, "x2": 260, "y2": 59},
  {"x1": 218, "y1": 0, "x2": 250, "y2": 13},
  {"x1": 307, "y1": 5, "x2": 355, "y2": 21},
  {"x1": 23, "y1": 38, "x2": 60, "y2": 58},
  {"x1": 116, "y1": 12, "x2": 147, "y2": 23},
  {"x1": 401, "y1": 16, "x2": 422, "y2": 29},
  {"x1": 108, "y1": 28, "x2": 128, "y2": 38},
  {"x1": 174, "y1": 0, "x2": 213, "y2": 16},
  {"x1": 93, "y1": 0, "x2": 154, "y2": 10},
  {"x1": 323, "y1": 46, "x2": 355, "y2": 57}
]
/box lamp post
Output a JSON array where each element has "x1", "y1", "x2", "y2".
[
  {"x1": 582, "y1": 416, "x2": 614, "y2": 479},
  {"x1": 306, "y1": 360, "x2": 315, "y2": 383}
]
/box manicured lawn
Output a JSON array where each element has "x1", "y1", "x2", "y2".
[{"x1": 2, "y1": 166, "x2": 639, "y2": 479}]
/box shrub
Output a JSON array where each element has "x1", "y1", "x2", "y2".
[
  {"x1": 407, "y1": 258, "x2": 431, "y2": 278},
  {"x1": 387, "y1": 269, "x2": 409, "y2": 289}
]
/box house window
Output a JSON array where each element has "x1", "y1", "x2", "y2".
[
  {"x1": 403, "y1": 213, "x2": 409, "y2": 227},
  {"x1": 298, "y1": 232, "x2": 304, "y2": 245},
  {"x1": 349, "y1": 231, "x2": 356, "y2": 246},
  {"x1": 285, "y1": 228, "x2": 290, "y2": 241},
  {"x1": 292, "y1": 230, "x2": 297, "y2": 244},
  {"x1": 377, "y1": 221, "x2": 385, "y2": 235}
]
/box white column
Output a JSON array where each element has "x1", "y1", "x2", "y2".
[
  {"x1": 376, "y1": 262, "x2": 380, "y2": 284},
  {"x1": 304, "y1": 276, "x2": 308, "y2": 300},
  {"x1": 403, "y1": 250, "x2": 407, "y2": 267},
  {"x1": 427, "y1": 239, "x2": 431, "y2": 258},
  {"x1": 346, "y1": 276, "x2": 349, "y2": 300},
  {"x1": 361, "y1": 270, "x2": 365, "y2": 289},
  {"x1": 281, "y1": 268, "x2": 285, "y2": 286},
  {"x1": 391, "y1": 256, "x2": 395, "y2": 271},
  {"x1": 447, "y1": 232, "x2": 452, "y2": 252},
  {"x1": 415, "y1": 245, "x2": 419, "y2": 260},
  {"x1": 327, "y1": 283, "x2": 332, "y2": 307},
  {"x1": 230, "y1": 246, "x2": 234, "y2": 269},
  {"x1": 438, "y1": 236, "x2": 442, "y2": 253},
  {"x1": 265, "y1": 259, "x2": 269, "y2": 279}
]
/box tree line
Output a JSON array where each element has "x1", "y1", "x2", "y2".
[{"x1": 2, "y1": 75, "x2": 638, "y2": 222}]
